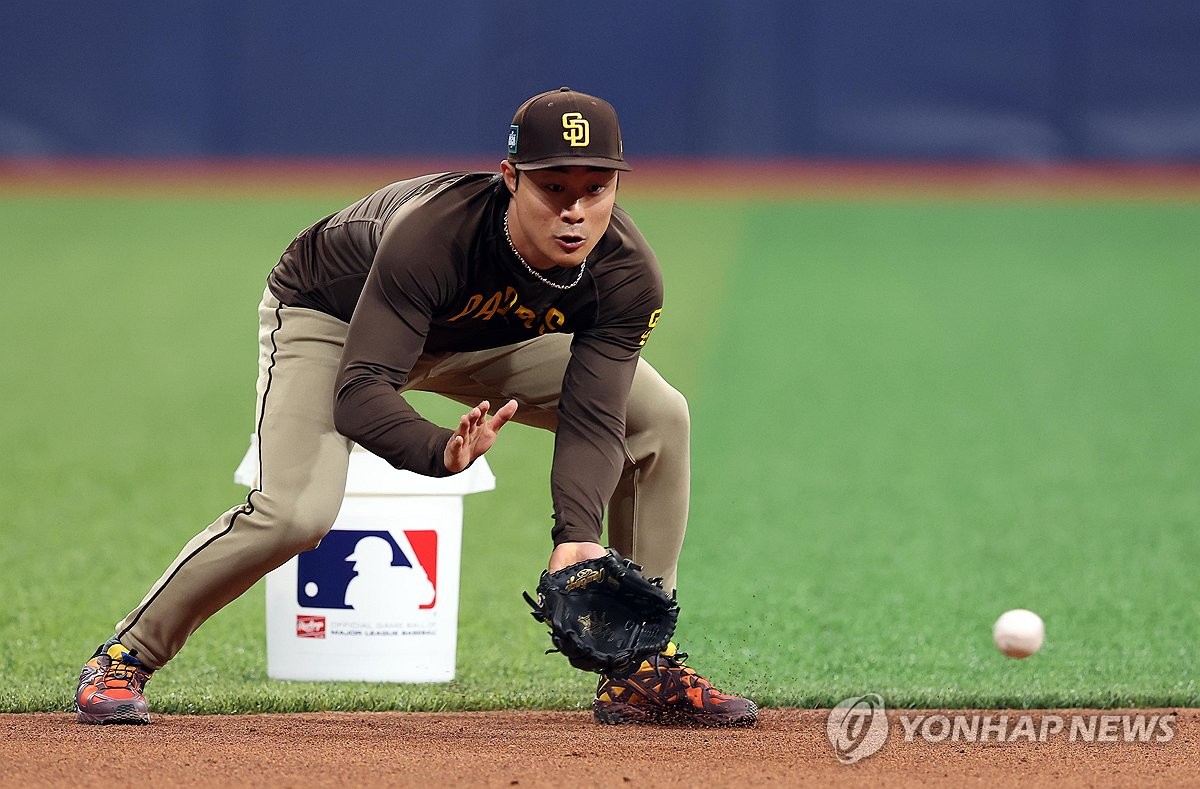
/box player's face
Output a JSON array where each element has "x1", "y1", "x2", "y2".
[{"x1": 502, "y1": 163, "x2": 618, "y2": 270}]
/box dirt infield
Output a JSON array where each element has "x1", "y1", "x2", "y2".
[{"x1": 2, "y1": 709, "x2": 1194, "y2": 788}]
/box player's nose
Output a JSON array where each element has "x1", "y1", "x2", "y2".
[{"x1": 560, "y1": 199, "x2": 585, "y2": 223}]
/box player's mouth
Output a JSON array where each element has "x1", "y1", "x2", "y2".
[{"x1": 554, "y1": 233, "x2": 586, "y2": 254}]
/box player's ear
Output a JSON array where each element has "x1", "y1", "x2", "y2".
[{"x1": 500, "y1": 160, "x2": 519, "y2": 194}]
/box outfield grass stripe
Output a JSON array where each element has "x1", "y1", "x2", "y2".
[{"x1": 682, "y1": 200, "x2": 1200, "y2": 707}]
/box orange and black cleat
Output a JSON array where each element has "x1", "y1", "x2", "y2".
[
  {"x1": 594, "y1": 643, "x2": 758, "y2": 727},
  {"x1": 75, "y1": 639, "x2": 153, "y2": 724}
]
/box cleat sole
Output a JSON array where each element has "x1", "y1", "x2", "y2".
[{"x1": 75, "y1": 703, "x2": 151, "y2": 725}]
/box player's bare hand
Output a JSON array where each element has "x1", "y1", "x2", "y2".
[
  {"x1": 548, "y1": 541, "x2": 607, "y2": 572},
  {"x1": 443, "y1": 399, "x2": 518, "y2": 473}
]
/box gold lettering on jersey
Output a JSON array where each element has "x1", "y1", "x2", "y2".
[
  {"x1": 513, "y1": 305, "x2": 537, "y2": 329},
  {"x1": 449, "y1": 294, "x2": 483, "y2": 322},
  {"x1": 474, "y1": 287, "x2": 520, "y2": 320},
  {"x1": 562, "y1": 112, "x2": 589, "y2": 147},
  {"x1": 500, "y1": 286, "x2": 519, "y2": 315},
  {"x1": 638, "y1": 308, "x2": 662, "y2": 346},
  {"x1": 448, "y1": 290, "x2": 568, "y2": 336},
  {"x1": 539, "y1": 308, "x2": 566, "y2": 336},
  {"x1": 476, "y1": 291, "x2": 504, "y2": 320}
]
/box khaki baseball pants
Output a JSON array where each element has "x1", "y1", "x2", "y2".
[{"x1": 116, "y1": 290, "x2": 690, "y2": 669}]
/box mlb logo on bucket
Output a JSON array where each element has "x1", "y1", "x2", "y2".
[
  {"x1": 296, "y1": 615, "x2": 326, "y2": 639},
  {"x1": 296, "y1": 529, "x2": 438, "y2": 612}
]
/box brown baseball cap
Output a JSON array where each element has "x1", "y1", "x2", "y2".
[{"x1": 507, "y1": 87, "x2": 631, "y2": 171}]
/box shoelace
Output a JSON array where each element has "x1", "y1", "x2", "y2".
[
  {"x1": 101, "y1": 651, "x2": 148, "y2": 687},
  {"x1": 656, "y1": 652, "x2": 725, "y2": 690},
  {"x1": 655, "y1": 651, "x2": 690, "y2": 670}
]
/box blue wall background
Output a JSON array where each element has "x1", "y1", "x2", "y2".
[{"x1": 3, "y1": 2, "x2": 1198, "y2": 163}]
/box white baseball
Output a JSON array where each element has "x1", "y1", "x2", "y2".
[{"x1": 993, "y1": 609, "x2": 1044, "y2": 658}]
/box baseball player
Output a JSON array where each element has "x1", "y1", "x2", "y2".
[{"x1": 75, "y1": 87, "x2": 757, "y2": 728}]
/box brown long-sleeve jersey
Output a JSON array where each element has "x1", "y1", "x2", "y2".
[{"x1": 267, "y1": 172, "x2": 664, "y2": 544}]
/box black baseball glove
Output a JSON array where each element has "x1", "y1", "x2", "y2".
[{"x1": 523, "y1": 549, "x2": 679, "y2": 676}]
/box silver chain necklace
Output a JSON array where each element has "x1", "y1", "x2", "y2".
[{"x1": 503, "y1": 212, "x2": 587, "y2": 290}]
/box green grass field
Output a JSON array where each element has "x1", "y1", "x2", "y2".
[{"x1": 1, "y1": 184, "x2": 1197, "y2": 714}]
